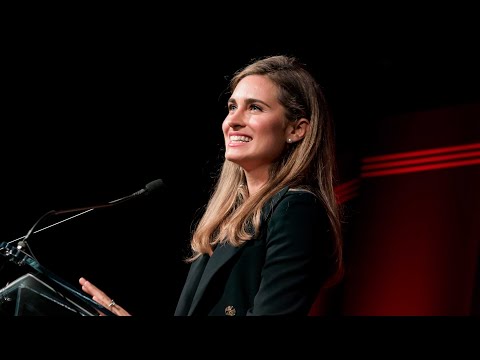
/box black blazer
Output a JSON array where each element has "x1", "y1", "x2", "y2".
[{"x1": 174, "y1": 186, "x2": 332, "y2": 316}]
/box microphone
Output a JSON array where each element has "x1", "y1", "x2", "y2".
[{"x1": 11, "y1": 178, "x2": 165, "y2": 250}]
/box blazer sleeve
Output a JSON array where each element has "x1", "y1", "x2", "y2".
[{"x1": 247, "y1": 191, "x2": 330, "y2": 315}]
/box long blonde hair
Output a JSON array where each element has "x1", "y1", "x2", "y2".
[{"x1": 187, "y1": 55, "x2": 343, "y2": 283}]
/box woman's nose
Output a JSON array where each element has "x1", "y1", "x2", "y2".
[{"x1": 227, "y1": 110, "x2": 245, "y2": 128}]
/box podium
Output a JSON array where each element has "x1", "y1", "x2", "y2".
[
  {"x1": 0, "y1": 241, "x2": 113, "y2": 316},
  {"x1": 0, "y1": 273, "x2": 98, "y2": 316}
]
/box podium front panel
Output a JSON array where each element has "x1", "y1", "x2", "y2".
[{"x1": 0, "y1": 273, "x2": 97, "y2": 316}]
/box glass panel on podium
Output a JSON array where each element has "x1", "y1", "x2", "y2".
[{"x1": 0, "y1": 272, "x2": 98, "y2": 316}]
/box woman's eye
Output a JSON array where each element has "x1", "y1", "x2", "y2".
[{"x1": 250, "y1": 104, "x2": 261, "y2": 111}]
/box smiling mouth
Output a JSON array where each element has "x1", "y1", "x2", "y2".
[{"x1": 230, "y1": 135, "x2": 252, "y2": 143}]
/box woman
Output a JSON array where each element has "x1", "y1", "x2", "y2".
[{"x1": 79, "y1": 55, "x2": 343, "y2": 316}]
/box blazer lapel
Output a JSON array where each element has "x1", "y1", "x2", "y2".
[
  {"x1": 174, "y1": 255, "x2": 209, "y2": 315},
  {"x1": 186, "y1": 186, "x2": 290, "y2": 315},
  {"x1": 187, "y1": 243, "x2": 241, "y2": 315}
]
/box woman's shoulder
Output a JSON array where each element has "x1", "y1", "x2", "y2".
[
  {"x1": 261, "y1": 186, "x2": 324, "y2": 224},
  {"x1": 276, "y1": 187, "x2": 323, "y2": 211},
  {"x1": 269, "y1": 187, "x2": 328, "y2": 227},
  {"x1": 267, "y1": 186, "x2": 319, "y2": 207},
  {"x1": 287, "y1": 188, "x2": 316, "y2": 195},
  {"x1": 285, "y1": 187, "x2": 319, "y2": 202}
]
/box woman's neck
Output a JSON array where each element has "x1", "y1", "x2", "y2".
[{"x1": 244, "y1": 168, "x2": 270, "y2": 196}]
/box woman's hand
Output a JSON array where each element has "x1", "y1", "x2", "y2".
[{"x1": 79, "y1": 277, "x2": 131, "y2": 316}]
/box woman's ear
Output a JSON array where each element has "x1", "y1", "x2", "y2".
[{"x1": 286, "y1": 118, "x2": 310, "y2": 143}]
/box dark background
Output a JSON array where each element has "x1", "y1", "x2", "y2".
[{"x1": 1, "y1": 16, "x2": 479, "y2": 316}]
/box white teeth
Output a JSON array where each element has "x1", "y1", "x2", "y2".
[{"x1": 230, "y1": 135, "x2": 252, "y2": 142}]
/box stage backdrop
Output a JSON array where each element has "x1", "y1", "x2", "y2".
[{"x1": 310, "y1": 102, "x2": 479, "y2": 316}]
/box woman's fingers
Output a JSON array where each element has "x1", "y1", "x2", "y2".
[{"x1": 79, "y1": 277, "x2": 131, "y2": 316}]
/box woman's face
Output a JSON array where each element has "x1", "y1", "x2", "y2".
[{"x1": 222, "y1": 75, "x2": 290, "y2": 174}]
